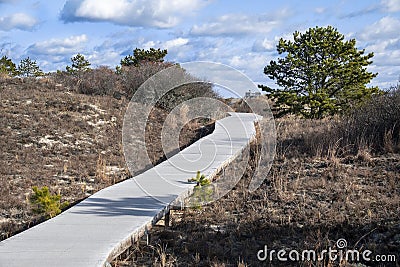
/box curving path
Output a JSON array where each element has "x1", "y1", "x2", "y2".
[{"x1": 0, "y1": 112, "x2": 261, "y2": 267}]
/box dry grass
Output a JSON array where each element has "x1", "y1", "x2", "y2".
[
  {"x1": 0, "y1": 78, "x2": 214, "y2": 241},
  {"x1": 1, "y1": 79, "x2": 399, "y2": 266},
  {"x1": 113, "y1": 111, "x2": 399, "y2": 266}
]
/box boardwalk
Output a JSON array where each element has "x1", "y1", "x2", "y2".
[{"x1": 0, "y1": 112, "x2": 260, "y2": 267}]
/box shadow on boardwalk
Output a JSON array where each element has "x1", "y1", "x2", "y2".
[{"x1": 72, "y1": 195, "x2": 177, "y2": 217}]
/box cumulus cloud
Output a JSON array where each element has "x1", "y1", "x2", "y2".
[
  {"x1": 365, "y1": 38, "x2": 400, "y2": 67},
  {"x1": 190, "y1": 11, "x2": 290, "y2": 36},
  {"x1": 381, "y1": 0, "x2": 400, "y2": 12},
  {"x1": 252, "y1": 38, "x2": 276, "y2": 52},
  {"x1": 229, "y1": 53, "x2": 268, "y2": 71},
  {"x1": 91, "y1": 34, "x2": 191, "y2": 66},
  {"x1": 164, "y1": 37, "x2": 189, "y2": 50},
  {"x1": 27, "y1": 34, "x2": 88, "y2": 57},
  {"x1": 359, "y1": 16, "x2": 400, "y2": 87},
  {"x1": 87, "y1": 50, "x2": 121, "y2": 67},
  {"x1": 0, "y1": 13, "x2": 38, "y2": 31},
  {"x1": 60, "y1": 0, "x2": 209, "y2": 28},
  {"x1": 360, "y1": 16, "x2": 400, "y2": 40}
]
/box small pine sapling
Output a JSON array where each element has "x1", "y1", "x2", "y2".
[
  {"x1": 188, "y1": 171, "x2": 213, "y2": 209},
  {"x1": 30, "y1": 186, "x2": 70, "y2": 219},
  {"x1": 188, "y1": 171, "x2": 210, "y2": 186}
]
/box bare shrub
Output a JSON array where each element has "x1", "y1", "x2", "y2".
[
  {"x1": 78, "y1": 66, "x2": 118, "y2": 96},
  {"x1": 51, "y1": 62, "x2": 221, "y2": 112},
  {"x1": 337, "y1": 85, "x2": 400, "y2": 153},
  {"x1": 156, "y1": 82, "x2": 219, "y2": 111},
  {"x1": 52, "y1": 67, "x2": 118, "y2": 96},
  {"x1": 286, "y1": 84, "x2": 400, "y2": 157},
  {"x1": 118, "y1": 62, "x2": 172, "y2": 99},
  {"x1": 50, "y1": 70, "x2": 78, "y2": 91}
]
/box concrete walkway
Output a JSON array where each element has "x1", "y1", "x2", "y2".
[{"x1": 0, "y1": 112, "x2": 260, "y2": 267}]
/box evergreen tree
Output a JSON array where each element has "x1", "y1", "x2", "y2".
[
  {"x1": 18, "y1": 57, "x2": 44, "y2": 77},
  {"x1": 0, "y1": 55, "x2": 18, "y2": 77},
  {"x1": 120, "y1": 48, "x2": 167, "y2": 67},
  {"x1": 66, "y1": 53, "x2": 91, "y2": 75},
  {"x1": 259, "y1": 26, "x2": 380, "y2": 118}
]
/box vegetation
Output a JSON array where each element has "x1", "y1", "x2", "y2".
[
  {"x1": 76, "y1": 66, "x2": 117, "y2": 96},
  {"x1": 260, "y1": 26, "x2": 380, "y2": 118},
  {"x1": 120, "y1": 48, "x2": 168, "y2": 67},
  {"x1": 0, "y1": 77, "x2": 216, "y2": 240},
  {"x1": 116, "y1": 47, "x2": 171, "y2": 98},
  {"x1": 187, "y1": 171, "x2": 214, "y2": 209},
  {"x1": 188, "y1": 171, "x2": 210, "y2": 186},
  {"x1": 282, "y1": 81, "x2": 400, "y2": 157},
  {"x1": 0, "y1": 55, "x2": 18, "y2": 77},
  {"x1": 49, "y1": 48, "x2": 219, "y2": 104},
  {"x1": 113, "y1": 102, "x2": 400, "y2": 265},
  {"x1": 66, "y1": 53, "x2": 91, "y2": 75},
  {"x1": 17, "y1": 57, "x2": 44, "y2": 77},
  {"x1": 29, "y1": 186, "x2": 69, "y2": 219},
  {"x1": 1, "y1": 38, "x2": 399, "y2": 266},
  {"x1": 336, "y1": 82, "x2": 400, "y2": 153}
]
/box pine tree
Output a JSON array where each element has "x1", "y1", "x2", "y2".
[
  {"x1": 259, "y1": 26, "x2": 380, "y2": 119},
  {"x1": 18, "y1": 57, "x2": 44, "y2": 77},
  {"x1": 0, "y1": 55, "x2": 18, "y2": 77},
  {"x1": 66, "y1": 53, "x2": 91, "y2": 75},
  {"x1": 120, "y1": 48, "x2": 167, "y2": 67}
]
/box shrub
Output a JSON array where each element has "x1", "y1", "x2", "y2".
[
  {"x1": 187, "y1": 171, "x2": 213, "y2": 209},
  {"x1": 338, "y1": 84, "x2": 400, "y2": 153},
  {"x1": 156, "y1": 82, "x2": 219, "y2": 111},
  {"x1": 51, "y1": 70, "x2": 78, "y2": 91},
  {"x1": 51, "y1": 67, "x2": 119, "y2": 96},
  {"x1": 78, "y1": 66, "x2": 118, "y2": 96},
  {"x1": 297, "y1": 83, "x2": 400, "y2": 157},
  {"x1": 188, "y1": 171, "x2": 210, "y2": 186},
  {"x1": 52, "y1": 59, "x2": 220, "y2": 111},
  {"x1": 118, "y1": 61, "x2": 172, "y2": 99},
  {"x1": 29, "y1": 186, "x2": 69, "y2": 219}
]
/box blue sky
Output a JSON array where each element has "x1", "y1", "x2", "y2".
[{"x1": 0, "y1": 0, "x2": 399, "y2": 90}]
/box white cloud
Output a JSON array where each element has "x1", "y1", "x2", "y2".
[
  {"x1": 142, "y1": 41, "x2": 156, "y2": 50},
  {"x1": 190, "y1": 11, "x2": 290, "y2": 36},
  {"x1": 381, "y1": 0, "x2": 400, "y2": 12},
  {"x1": 252, "y1": 38, "x2": 276, "y2": 52},
  {"x1": 315, "y1": 7, "x2": 326, "y2": 14},
  {"x1": 87, "y1": 50, "x2": 121, "y2": 67},
  {"x1": 359, "y1": 16, "x2": 400, "y2": 87},
  {"x1": 365, "y1": 38, "x2": 400, "y2": 67},
  {"x1": 360, "y1": 16, "x2": 400, "y2": 41},
  {"x1": 368, "y1": 64, "x2": 399, "y2": 89},
  {"x1": 61, "y1": 0, "x2": 209, "y2": 28},
  {"x1": 75, "y1": 0, "x2": 128, "y2": 19},
  {"x1": 0, "y1": 13, "x2": 38, "y2": 31},
  {"x1": 228, "y1": 53, "x2": 269, "y2": 78},
  {"x1": 27, "y1": 34, "x2": 88, "y2": 56},
  {"x1": 164, "y1": 38, "x2": 189, "y2": 50}
]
